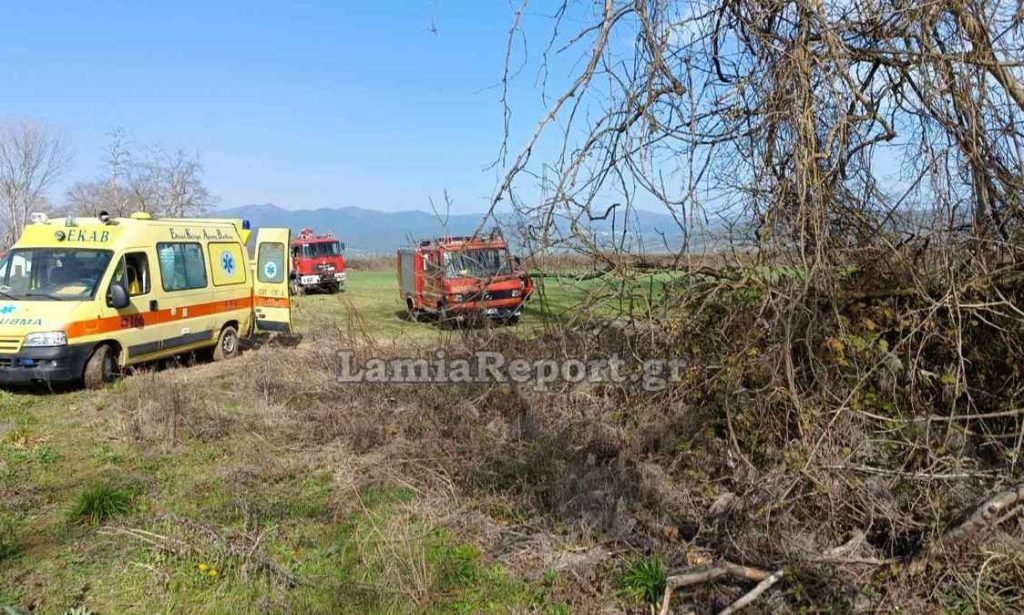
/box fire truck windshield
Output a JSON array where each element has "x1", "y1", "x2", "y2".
[
  {"x1": 297, "y1": 241, "x2": 343, "y2": 258},
  {"x1": 444, "y1": 249, "x2": 512, "y2": 278}
]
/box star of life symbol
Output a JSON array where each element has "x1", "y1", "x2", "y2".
[
  {"x1": 221, "y1": 251, "x2": 235, "y2": 275},
  {"x1": 0, "y1": 305, "x2": 14, "y2": 315},
  {"x1": 264, "y1": 261, "x2": 278, "y2": 279}
]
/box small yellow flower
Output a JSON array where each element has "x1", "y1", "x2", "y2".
[
  {"x1": 198, "y1": 563, "x2": 209, "y2": 572},
  {"x1": 208, "y1": 569, "x2": 218, "y2": 577}
]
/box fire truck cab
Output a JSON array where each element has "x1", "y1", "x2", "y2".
[
  {"x1": 397, "y1": 230, "x2": 532, "y2": 324},
  {"x1": 289, "y1": 228, "x2": 346, "y2": 295}
]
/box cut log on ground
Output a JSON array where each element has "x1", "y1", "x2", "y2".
[
  {"x1": 942, "y1": 482, "x2": 1024, "y2": 544},
  {"x1": 658, "y1": 561, "x2": 773, "y2": 615}
]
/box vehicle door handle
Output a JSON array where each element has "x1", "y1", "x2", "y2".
[{"x1": 150, "y1": 300, "x2": 159, "y2": 312}]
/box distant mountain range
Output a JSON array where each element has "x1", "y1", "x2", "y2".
[
  {"x1": 218, "y1": 204, "x2": 490, "y2": 254},
  {"x1": 217, "y1": 203, "x2": 747, "y2": 255}
]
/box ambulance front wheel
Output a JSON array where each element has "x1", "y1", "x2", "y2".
[
  {"x1": 83, "y1": 344, "x2": 119, "y2": 389},
  {"x1": 213, "y1": 325, "x2": 241, "y2": 361}
]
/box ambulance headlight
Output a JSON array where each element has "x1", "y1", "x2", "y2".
[{"x1": 24, "y1": 331, "x2": 68, "y2": 347}]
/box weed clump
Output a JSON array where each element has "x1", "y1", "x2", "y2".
[
  {"x1": 620, "y1": 554, "x2": 667, "y2": 606},
  {"x1": 0, "y1": 514, "x2": 21, "y2": 561},
  {"x1": 69, "y1": 483, "x2": 135, "y2": 524}
]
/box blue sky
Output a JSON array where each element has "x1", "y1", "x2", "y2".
[{"x1": 0, "y1": 1, "x2": 562, "y2": 213}]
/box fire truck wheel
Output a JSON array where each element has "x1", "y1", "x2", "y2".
[
  {"x1": 83, "y1": 344, "x2": 119, "y2": 389},
  {"x1": 405, "y1": 300, "x2": 421, "y2": 322},
  {"x1": 213, "y1": 325, "x2": 240, "y2": 361}
]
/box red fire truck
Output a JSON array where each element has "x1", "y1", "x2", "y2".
[
  {"x1": 397, "y1": 230, "x2": 533, "y2": 324},
  {"x1": 289, "y1": 228, "x2": 346, "y2": 294}
]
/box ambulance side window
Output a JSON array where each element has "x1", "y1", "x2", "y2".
[
  {"x1": 112, "y1": 252, "x2": 151, "y2": 296},
  {"x1": 157, "y1": 242, "x2": 208, "y2": 291}
]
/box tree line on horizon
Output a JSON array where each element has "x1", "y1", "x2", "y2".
[{"x1": 0, "y1": 121, "x2": 212, "y2": 248}]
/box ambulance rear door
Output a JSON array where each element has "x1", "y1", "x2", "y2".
[{"x1": 253, "y1": 228, "x2": 292, "y2": 333}]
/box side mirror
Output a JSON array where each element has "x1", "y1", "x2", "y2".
[{"x1": 107, "y1": 283, "x2": 130, "y2": 309}]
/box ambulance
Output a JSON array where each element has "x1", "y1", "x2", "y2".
[{"x1": 0, "y1": 211, "x2": 292, "y2": 389}]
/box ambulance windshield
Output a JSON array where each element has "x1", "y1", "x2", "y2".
[{"x1": 0, "y1": 248, "x2": 114, "y2": 300}]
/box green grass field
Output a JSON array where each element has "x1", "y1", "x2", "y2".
[
  {"x1": 0, "y1": 382, "x2": 563, "y2": 613},
  {"x1": 0, "y1": 270, "x2": 593, "y2": 614},
  {"x1": 0, "y1": 268, "x2": 685, "y2": 614},
  {"x1": 293, "y1": 269, "x2": 681, "y2": 342}
]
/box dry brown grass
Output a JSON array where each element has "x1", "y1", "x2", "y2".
[
  {"x1": 113, "y1": 368, "x2": 235, "y2": 447},
  {"x1": 350, "y1": 250, "x2": 748, "y2": 277},
  {"x1": 525, "y1": 250, "x2": 752, "y2": 277},
  {"x1": 91, "y1": 284, "x2": 1024, "y2": 612},
  {"x1": 346, "y1": 255, "x2": 394, "y2": 271}
]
